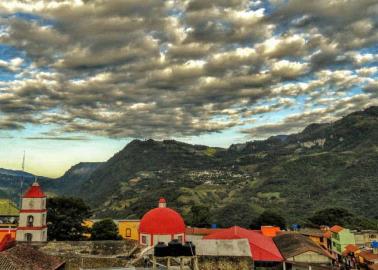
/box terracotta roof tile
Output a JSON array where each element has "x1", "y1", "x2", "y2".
[
  {"x1": 330, "y1": 225, "x2": 344, "y2": 233},
  {"x1": 0, "y1": 244, "x2": 65, "y2": 270}
]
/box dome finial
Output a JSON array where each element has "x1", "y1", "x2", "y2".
[{"x1": 158, "y1": 197, "x2": 166, "y2": 208}]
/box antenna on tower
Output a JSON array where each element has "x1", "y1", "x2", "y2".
[
  {"x1": 19, "y1": 151, "x2": 26, "y2": 208},
  {"x1": 22, "y1": 150, "x2": 25, "y2": 171}
]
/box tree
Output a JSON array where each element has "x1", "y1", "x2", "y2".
[
  {"x1": 91, "y1": 219, "x2": 121, "y2": 240},
  {"x1": 190, "y1": 205, "x2": 211, "y2": 227},
  {"x1": 47, "y1": 197, "x2": 91, "y2": 241},
  {"x1": 307, "y1": 207, "x2": 354, "y2": 227},
  {"x1": 213, "y1": 202, "x2": 259, "y2": 228},
  {"x1": 250, "y1": 210, "x2": 286, "y2": 229},
  {"x1": 307, "y1": 207, "x2": 378, "y2": 230}
]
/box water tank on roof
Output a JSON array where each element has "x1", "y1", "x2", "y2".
[
  {"x1": 372, "y1": 240, "x2": 378, "y2": 249},
  {"x1": 154, "y1": 242, "x2": 169, "y2": 257},
  {"x1": 182, "y1": 241, "x2": 196, "y2": 256},
  {"x1": 168, "y1": 239, "x2": 184, "y2": 256}
]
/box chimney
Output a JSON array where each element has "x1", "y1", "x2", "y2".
[{"x1": 158, "y1": 197, "x2": 167, "y2": 208}]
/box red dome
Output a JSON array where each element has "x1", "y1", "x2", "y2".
[
  {"x1": 139, "y1": 207, "x2": 186, "y2": 235},
  {"x1": 159, "y1": 197, "x2": 166, "y2": 203}
]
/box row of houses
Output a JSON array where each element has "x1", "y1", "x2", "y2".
[{"x1": 0, "y1": 182, "x2": 377, "y2": 270}]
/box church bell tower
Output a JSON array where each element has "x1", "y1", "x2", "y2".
[{"x1": 16, "y1": 179, "x2": 47, "y2": 242}]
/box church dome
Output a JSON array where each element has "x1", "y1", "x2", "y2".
[{"x1": 139, "y1": 198, "x2": 185, "y2": 235}]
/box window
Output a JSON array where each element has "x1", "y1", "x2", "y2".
[
  {"x1": 126, "y1": 228, "x2": 131, "y2": 237},
  {"x1": 27, "y1": 215, "x2": 34, "y2": 227},
  {"x1": 42, "y1": 214, "x2": 46, "y2": 225},
  {"x1": 141, "y1": 235, "x2": 147, "y2": 244}
]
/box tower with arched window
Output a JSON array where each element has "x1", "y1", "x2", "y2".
[{"x1": 16, "y1": 180, "x2": 47, "y2": 242}]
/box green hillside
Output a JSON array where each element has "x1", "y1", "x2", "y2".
[
  {"x1": 58, "y1": 106, "x2": 378, "y2": 227},
  {"x1": 2, "y1": 106, "x2": 377, "y2": 228}
]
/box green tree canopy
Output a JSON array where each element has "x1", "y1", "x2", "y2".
[
  {"x1": 307, "y1": 207, "x2": 378, "y2": 229},
  {"x1": 190, "y1": 205, "x2": 211, "y2": 227},
  {"x1": 47, "y1": 197, "x2": 91, "y2": 241},
  {"x1": 91, "y1": 219, "x2": 121, "y2": 240},
  {"x1": 250, "y1": 210, "x2": 286, "y2": 229}
]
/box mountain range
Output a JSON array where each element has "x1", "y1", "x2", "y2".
[{"x1": 1, "y1": 106, "x2": 378, "y2": 227}]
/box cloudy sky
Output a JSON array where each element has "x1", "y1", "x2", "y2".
[{"x1": 0, "y1": 0, "x2": 377, "y2": 177}]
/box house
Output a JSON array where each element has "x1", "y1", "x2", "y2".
[
  {"x1": 273, "y1": 233, "x2": 334, "y2": 270},
  {"x1": 260, "y1": 226, "x2": 281, "y2": 237},
  {"x1": 0, "y1": 199, "x2": 19, "y2": 226},
  {"x1": 0, "y1": 244, "x2": 65, "y2": 270},
  {"x1": 353, "y1": 230, "x2": 378, "y2": 248},
  {"x1": 274, "y1": 233, "x2": 334, "y2": 270},
  {"x1": 203, "y1": 226, "x2": 283, "y2": 269},
  {"x1": 342, "y1": 244, "x2": 360, "y2": 269},
  {"x1": 330, "y1": 225, "x2": 355, "y2": 256},
  {"x1": 357, "y1": 250, "x2": 378, "y2": 269},
  {"x1": 297, "y1": 228, "x2": 328, "y2": 249},
  {"x1": 117, "y1": 219, "x2": 140, "y2": 241},
  {"x1": 0, "y1": 199, "x2": 18, "y2": 243},
  {"x1": 139, "y1": 198, "x2": 186, "y2": 246}
]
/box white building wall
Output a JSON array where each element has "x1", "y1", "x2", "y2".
[
  {"x1": 18, "y1": 212, "x2": 46, "y2": 227},
  {"x1": 287, "y1": 251, "x2": 331, "y2": 264},
  {"x1": 16, "y1": 228, "x2": 47, "y2": 242},
  {"x1": 21, "y1": 198, "x2": 46, "y2": 210}
]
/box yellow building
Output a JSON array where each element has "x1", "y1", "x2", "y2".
[
  {"x1": 117, "y1": 220, "x2": 140, "y2": 241},
  {"x1": 83, "y1": 219, "x2": 140, "y2": 241}
]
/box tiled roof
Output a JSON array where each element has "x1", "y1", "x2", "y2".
[
  {"x1": 0, "y1": 200, "x2": 19, "y2": 216},
  {"x1": 185, "y1": 227, "x2": 222, "y2": 235},
  {"x1": 0, "y1": 244, "x2": 65, "y2": 270},
  {"x1": 330, "y1": 225, "x2": 344, "y2": 233},
  {"x1": 274, "y1": 233, "x2": 334, "y2": 260},
  {"x1": 298, "y1": 228, "x2": 324, "y2": 238},
  {"x1": 323, "y1": 231, "x2": 332, "y2": 239},
  {"x1": 359, "y1": 251, "x2": 378, "y2": 262},
  {"x1": 342, "y1": 244, "x2": 359, "y2": 255}
]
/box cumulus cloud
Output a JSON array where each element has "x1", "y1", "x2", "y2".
[{"x1": 0, "y1": 0, "x2": 377, "y2": 140}]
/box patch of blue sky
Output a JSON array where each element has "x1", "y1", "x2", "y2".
[
  {"x1": 6, "y1": 12, "x2": 56, "y2": 27},
  {"x1": 0, "y1": 71, "x2": 18, "y2": 82},
  {"x1": 0, "y1": 44, "x2": 26, "y2": 60}
]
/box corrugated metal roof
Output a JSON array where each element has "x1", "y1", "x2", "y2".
[
  {"x1": 0, "y1": 200, "x2": 19, "y2": 217},
  {"x1": 203, "y1": 226, "x2": 283, "y2": 262}
]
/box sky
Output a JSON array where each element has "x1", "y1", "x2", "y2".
[{"x1": 0, "y1": 0, "x2": 377, "y2": 177}]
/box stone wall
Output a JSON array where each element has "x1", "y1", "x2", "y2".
[
  {"x1": 198, "y1": 256, "x2": 253, "y2": 270},
  {"x1": 38, "y1": 240, "x2": 139, "y2": 270},
  {"x1": 39, "y1": 240, "x2": 138, "y2": 256}
]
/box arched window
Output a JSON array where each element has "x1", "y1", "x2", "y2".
[
  {"x1": 24, "y1": 233, "x2": 33, "y2": 242},
  {"x1": 27, "y1": 215, "x2": 34, "y2": 227}
]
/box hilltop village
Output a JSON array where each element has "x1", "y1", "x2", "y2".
[{"x1": 0, "y1": 181, "x2": 377, "y2": 270}]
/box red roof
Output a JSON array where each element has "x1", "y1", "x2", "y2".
[
  {"x1": 203, "y1": 226, "x2": 283, "y2": 262},
  {"x1": 139, "y1": 203, "x2": 185, "y2": 235},
  {"x1": 186, "y1": 227, "x2": 222, "y2": 235},
  {"x1": 343, "y1": 244, "x2": 359, "y2": 255},
  {"x1": 323, "y1": 231, "x2": 332, "y2": 239},
  {"x1": 22, "y1": 182, "x2": 46, "y2": 198},
  {"x1": 159, "y1": 197, "x2": 166, "y2": 203},
  {"x1": 330, "y1": 225, "x2": 344, "y2": 233}
]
